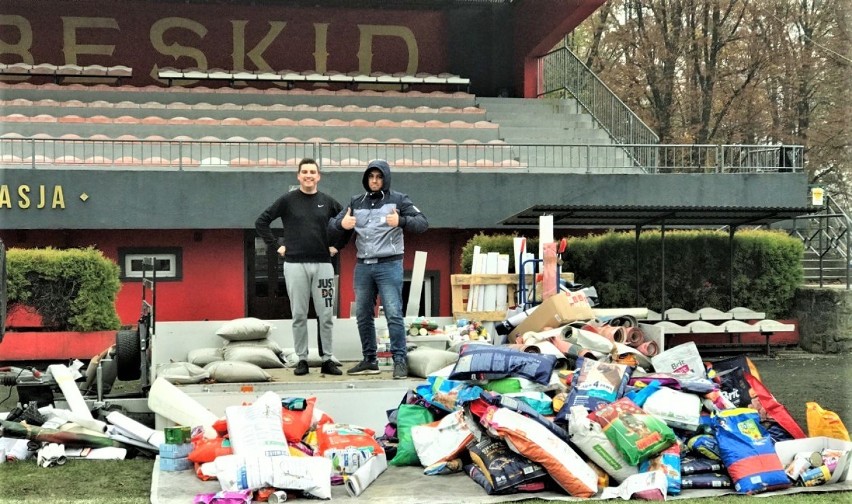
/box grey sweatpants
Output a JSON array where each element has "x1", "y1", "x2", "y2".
[{"x1": 282, "y1": 262, "x2": 336, "y2": 362}]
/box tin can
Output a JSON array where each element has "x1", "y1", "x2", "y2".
[
  {"x1": 785, "y1": 455, "x2": 812, "y2": 480},
  {"x1": 180, "y1": 425, "x2": 192, "y2": 443},
  {"x1": 800, "y1": 465, "x2": 831, "y2": 487},
  {"x1": 164, "y1": 426, "x2": 184, "y2": 445},
  {"x1": 268, "y1": 490, "x2": 288, "y2": 503},
  {"x1": 821, "y1": 448, "x2": 844, "y2": 473}
]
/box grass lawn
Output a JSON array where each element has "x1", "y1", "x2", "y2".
[
  {"x1": 0, "y1": 458, "x2": 849, "y2": 503},
  {"x1": 0, "y1": 353, "x2": 849, "y2": 503}
]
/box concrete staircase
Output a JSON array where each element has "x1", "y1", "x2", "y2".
[{"x1": 476, "y1": 96, "x2": 643, "y2": 173}]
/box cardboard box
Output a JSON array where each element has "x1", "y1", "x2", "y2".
[
  {"x1": 509, "y1": 291, "x2": 595, "y2": 340},
  {"x1": 774, "y1": 436, "x2": 852, "y2": 484}
]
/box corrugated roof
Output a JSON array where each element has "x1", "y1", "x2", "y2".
[{"x1": 500, "y1": 205, "x2": 817, "y2": 228}]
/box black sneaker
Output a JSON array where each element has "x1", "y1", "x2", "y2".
[
  {"x1": 346, "y1": 360, "x2": 380, "y2": 375},
  {"x1": 294, "y1": 360, "x2": 309, "y2": 376},
  {"x1": 393, "y1": 361, "x2": 408, "y2": 380},
  {"x1": 321, "y1": 360, "x2": 342, "y2": 375}
]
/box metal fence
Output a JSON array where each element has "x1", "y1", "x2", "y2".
[
  {"x1": 0, "y1": 137, "x2": 804, "y2": 173},
  {"x1": 538, "y1": 46, "x2": 659, "y2": 155}
]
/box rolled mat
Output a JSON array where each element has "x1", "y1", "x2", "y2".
[
  {"x1": 596, "y1": 325, "x2": 626, "y2": 344},
  {"x1": 625, "y1": 328, "x2": 645, "y2": 347},
  {"x1": 636, "y1": 340, "x2": 659, "y2": 357},
  {"x1": 345, "y1": 453, "x2": 387, "y2": 497}
]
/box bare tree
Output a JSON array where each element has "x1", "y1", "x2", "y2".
[{"x1": 572, "y1": 0, "x2": 850, "y2": 203}]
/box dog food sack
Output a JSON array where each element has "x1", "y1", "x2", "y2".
[
  {"x1": 561, "y1": 358, "x2": 633, "y2": 415},
  {"x1": 712, "y1": 408, "x2": 790, "y2": 494},
  {"x1": 567, "y1": 406, "x2": 638, "y2": 483},
  {"x1": 590, "y1": 397, "x2": 676, "y2": 465},
  {"x1": 449, "y1": 345, "x2": 557, "y2": 385},
  {"x1": 466, "y1": 435, "x2": 548, "y2": 493},
  {"x1": 481, "y1": 405, "x2": 598, "y2": 497}
]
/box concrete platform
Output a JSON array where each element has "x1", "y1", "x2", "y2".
[{"x1": 151, "y1": 460, "x2": 852, "y2": 503}]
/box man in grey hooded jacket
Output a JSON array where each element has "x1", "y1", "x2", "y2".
[{"x1": 329, "y1": 159, "x2": 428, "y2": 379}]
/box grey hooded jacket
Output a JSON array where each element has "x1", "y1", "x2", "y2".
[{"x1": 329, "y1": 160, "x2": 428, "y2": 263}]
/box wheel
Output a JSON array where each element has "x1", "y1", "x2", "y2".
[{"x1": 115, "y1": 328, "x2": 141, "y2": 381}]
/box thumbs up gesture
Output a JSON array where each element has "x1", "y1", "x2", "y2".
[
  {"x1": 341, "y1": 207, "x2": 356, "y2": 230},
  {"x1": 386, "y1": 207, "x2": 400, "y2": 227}
]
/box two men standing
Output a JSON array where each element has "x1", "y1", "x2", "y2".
[{"x1": 257, "y1": 158, "x2": 427, "y2": 379}]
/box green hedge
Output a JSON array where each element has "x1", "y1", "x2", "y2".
[
  {"x1": 6, "y1": 247, "x2": 121, "y2": 331},
  {"x1": 461, "y1": 230, "x2": 803, "y2": 318}
]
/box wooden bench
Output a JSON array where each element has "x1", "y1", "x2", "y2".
[
  {"x1": 640, "y1": 307, "x2": 795, "y2": 355},
  {"x1": 0, "y1": 63, "x2": 132, "y2": 84}
]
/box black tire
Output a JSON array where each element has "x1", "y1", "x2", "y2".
[{"x1": 115, "y1": 328, "x2": 141, "y2": 381}]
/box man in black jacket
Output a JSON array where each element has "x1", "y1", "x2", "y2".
[
  {"x1": 256, "y1": 158, "x2": 346, "y2": 376},
  {"x1": 329, "y1": 159, "x2": 428, "y2": 379}
]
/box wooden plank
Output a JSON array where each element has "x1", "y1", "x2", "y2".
[{"x1": 405, "y1": 251, "x2": 428, "y2": 317}]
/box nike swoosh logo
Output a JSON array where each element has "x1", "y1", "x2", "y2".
[{"x1": 318, "y1": 205, "x2": 324, "y2": 207}]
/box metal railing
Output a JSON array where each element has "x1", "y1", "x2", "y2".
[
  {"x1": 538, "y1": 46, "x2": 659, "y2": 169},
  {"x1": 0, "y1": 137, "x2": 804, "y2": 174},
  {"x1": 787, "y1": 194, "x2": 851, "y2": 288}
]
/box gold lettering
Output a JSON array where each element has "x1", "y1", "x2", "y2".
[
  {"x1": 150, "y1": 17, "x2": 208, "y2": 84},
  {"x1": 17, "y1": 185, "x2": 30, "y2": 209},
  {"x1": 62, "y1": 17, "x2": 119, "y2": 64},
  {"x1": 52, "y1": 186, "x2": 65, "y2": 209},
  {"x1": 0, "y1": 186, "x2": 11, "y2": 208},
  {"x1": 232, "y1": 20, "x2": 286, "y2": 72},
  {"x1": 37, "y1": 185, "x2": 45, "y2": 209},
  {"x1": 357, "y1": 25, "x2": 418, "y2": 75},
  {"x1": 313, "y1": 23, "x2": 329, "y2": 74},
  {"x1": 0, "y1": 15, "x2": 34, "y2": 82}
]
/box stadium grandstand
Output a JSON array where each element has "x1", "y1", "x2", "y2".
[{"x1": 0, "y1": 0, "x2": 809, "y2": 325}]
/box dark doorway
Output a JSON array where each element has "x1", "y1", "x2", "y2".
[{"x1": 245, "y1": 231, "x2": 335, "y2": 320}]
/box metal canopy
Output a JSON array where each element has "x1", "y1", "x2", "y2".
[{"x1": 500, "y1": 205, "x2": 816, "y2": 228}]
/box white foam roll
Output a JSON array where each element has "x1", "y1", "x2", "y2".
[
  {"x1": 147, "y1": 377, "x2": 219, "y2": 438},
  {"x1": 41, "y1": 407, "x2": 107, "y2": 434},
  {"x1": 106, "y1": 411, "x2": 157, "y2": 444},
  {"x1": 47, "y1": 364, "x2": 95, "y2": 422},
  {"x1": 344, "y1": 452, "x2": 387, "y2": 497}
]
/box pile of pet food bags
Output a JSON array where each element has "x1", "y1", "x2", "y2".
[{"x1": 376, "y1": 330, "x2": 851, "y2": 499}]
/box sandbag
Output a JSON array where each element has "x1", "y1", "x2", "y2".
[
  {"x1": 204, "y1": 361, "x2": 271, "y2": 383},
  {"x1": 187, "y1": 347, "x2": 224, "y2": 367},
  {"x1": 216, "y1": 317, "x2": 272, "y2": 341},
  {"x1": 407, "y1": 347, "x2": 459, "y2": 378},
  {"x1": 156, "y1": 361, "x2": 210, "y2": 384}
]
